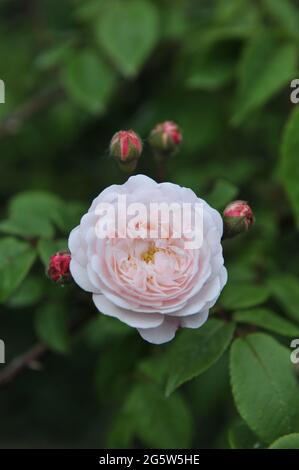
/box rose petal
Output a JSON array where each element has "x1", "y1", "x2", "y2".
[
  {"x1": 180, "y1": 309, "x2": 209, "y2": 328},
  {"x1": 69, "y1": 259, "x2": 96, "y2": 293},
  {"x1": 92, "y1": 294, "x2": 164, "y2": 329},
  {"x1": 137, "y1": 316, "x2": 180, "y2": 344}
]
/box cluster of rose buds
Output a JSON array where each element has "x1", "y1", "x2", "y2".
[
  {"x1": 109, "y1": 120, "x2": 182, "y2": 172},
  {"x1": 46, "y1": 125, "x2": 254, "y2": 286},
  {"x1": 47, "y1": 252, "x2": 71, "y2": 285}
]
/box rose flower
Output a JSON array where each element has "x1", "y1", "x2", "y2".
[{"x1": 68, "y1": 175, "x2": 227, "y2": 344}]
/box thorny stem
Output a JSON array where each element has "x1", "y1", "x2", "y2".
[{"x1": 0, "y1": 310, "x2": 95, "y2": 388}]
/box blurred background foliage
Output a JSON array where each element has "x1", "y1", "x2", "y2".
[{"x1": 1, "y1": 0, "x2": 299, "y2": 449}]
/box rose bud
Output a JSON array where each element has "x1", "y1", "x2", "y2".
[
  {"x1": 148, "y1": 121, "x2": 182, "y2": 157},
  {"x1": 223, "y1": 200, "x2": 254, "y2": 238},
  {"x1": 47, "y1": 252, "x2": 72, "y2": 285},
  {"x1": 110, "y1": 130, "x2": 142, "y2": 173}
]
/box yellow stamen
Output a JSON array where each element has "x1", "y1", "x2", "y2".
[{"x1": 141, "y1": 245, "x2": 161, "y2": 263}]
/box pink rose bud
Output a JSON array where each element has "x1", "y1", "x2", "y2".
[
  {"x1": 47, "y1": 252, "x2": 71, "y2": 285},
  {"x1": 110, "y1": 130, "x2": 142, "y2": 173},
  {"x1": 149, "y1": 121, "x2": 182, "y2": 156},
  {"x1": 223, "y1": 200, "x2": 254, "y2": 238}
]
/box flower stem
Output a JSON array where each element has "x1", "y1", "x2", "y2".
[{"x1": 155, "y1": 152, "x2": 166, "y2": 182}]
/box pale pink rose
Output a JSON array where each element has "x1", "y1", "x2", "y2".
[{"x1": 68, "y1": 175, "x2": 227, "y2": 344}]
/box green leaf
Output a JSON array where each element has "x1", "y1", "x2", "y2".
[
  {"x1": 220, "y1": 282, "x2": 270, "y2": 310},
  {"x1": 74, "y1": 0, "x2": 110, "y2": 23},
  {"x1": 228, "y1": 419, "x2": 262, "y2": 449},
  {"x1": 280, "y1": 107, "x2": 299, "y2": 229},
  {"x1": 206, "y1": 179, "x2": 238, "y2": 210},
  {"x1": 7, "y1": 277, "x2": 45, "y2": 308},
  {"x1": 232, "y1": 34, "x2": 297, "y2": 124},
  {"x1": 184, "y1": 42, "x2": 237, "y2": 91},
  {"x1": 262, "y1": 0, "x2": 299, "y2": 35},
  {"x1": 0, "y1": 237, "x2": 36, "y2": 302},
  {"x1": 0, "y1": 214, "x2": 54, "y2": 238},
  {"x1": 1, "y1": 192, "x2": 84, "y2": 240},
  {"x1": 95, "y1": 336, "x2": 142, "y2": 403},
  {"x1": 107, "y1": 413, "x2": 135, "y2": 449},
  {"x1": 186, "y1": 56, "x2": 235, "y2": 91},
  {"x1": 61, "y1": 49, "x2": 116, "y2": 113},
  {"x1": 0, "y1": 216, "x2": 54, "y2": 239},
  {"x1": 233, "y1": 308, "x2": 299, "y2": 337},
  {"x1": 36, "y1": 41, "x2": 73, "y2": 70},
  {"x1": 35, "y1": 303, "x2": 70, "y2": 354},
  {"x1": 119, "y1": 383, "x2": 192, "y2": 448},
  {"x1": 268, "y1": 274, "x2": 299, "y2": 323},
  {"x1": 188, "y1": 353, "x2": 230, "y2": 420},
  {"x1": 230, "y1": 333, "x2": 299, "y2": 443},
  {"x1": 1, "y1": 191, "x2": 64, "y2": 239},
  {"x1": 9, "y1": 191, "x2": 62, "y2": 222},
  {"x1": 165, "y1": 319, "x2": 235, "y2": 396},
  {"x1": 214, "y1": 0, "x2": 261, "y2": 31},
  {"x1": 55, "y1": 201, "x2": 85, "y2": 234},
  {"x1": 84, "y1": 315, "x2": 131, "y2": 349},
  {"x1": 160, "y1": 4, "x2": 187, "y2": 40},
  {"x1": 37, "y1": 238, "x2": 68, "y2": 266},
  {"x1": 269, "y1": 433, "x2": 299, "y2": 449},
  {"x1": 95, "y1": 0, "x2": 159, "y2": 77},
  {"x1": 137, "y1": 352, "x2": 170, "y2": 386}
]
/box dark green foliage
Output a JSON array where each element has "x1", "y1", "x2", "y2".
[{"x1": 1, "y1": 0, "x2": 299, "y2": 449}]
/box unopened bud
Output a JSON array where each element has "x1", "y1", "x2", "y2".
[
  {"x1": 149, "y1": 121, "x2": 182, "y2": 157},
  {"x1": 110, "y1": 130, "x2": 142, "y2": 172},
  {"x1": 223, "y1": 200, "x2": 254, "y2": 238},
  {"x1": 47, "y1": 252, "x2": 71, "y2": 285}
]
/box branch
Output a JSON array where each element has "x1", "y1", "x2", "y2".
[
  {"x1": 0, "y1": 343, "x2": 48, "y2": 387},
  {"x1": 0, "y1": 310, "x2": 95, "y2": 388},
  {"x1": 0, "y1": 86, "x2": 65, "y2": 139}
]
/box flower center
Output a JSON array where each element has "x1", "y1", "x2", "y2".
[{"x1": 141, "y1": 244, "x2": 162, "y2": 264}]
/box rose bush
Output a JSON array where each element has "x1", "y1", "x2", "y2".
[
  {"x1": 3, "y1": 0, "x2": 299, "y2": 450},
  {"x1": 68, "y1": 175, "x2": 227, "y2": 344}
]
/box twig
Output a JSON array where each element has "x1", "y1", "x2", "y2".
[
  {"x1": 0, "y1": 310, "x2": 95, "y2": 388},
  {"x1": 0, "y1": 86, "x2": 65, "y2": 139},
  {"x1": 0, "y1": 343, "x2": 48, "y2": 387}
]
